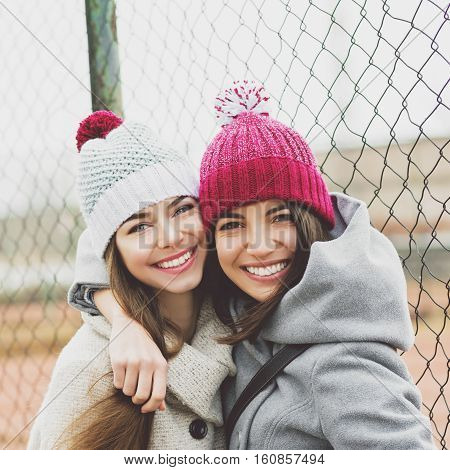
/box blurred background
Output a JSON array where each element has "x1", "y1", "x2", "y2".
[{"x1": 0, "y1": 0, "x2": 448, "y2": 449}]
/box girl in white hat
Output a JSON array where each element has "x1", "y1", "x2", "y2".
[{"x1": 27, "y1": 111, "x2": 235, "y2": 450}]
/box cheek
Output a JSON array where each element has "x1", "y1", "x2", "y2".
[
  {"x1": 216, "y1": 236, "x2": 242, "y2": 273},
  {"x1": 182, "y1": 214, "x2": 206, "y2": 242},
  {"x1": 118, "y1": 240, "x2": 151, "y2": 273},
  {"x1": 274, "y1": 226, "x2": 297, "y2": 252}
]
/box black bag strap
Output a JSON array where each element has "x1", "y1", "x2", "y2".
[{"x1": 225, "y1": 343, "x2": 312, "y2": 447}]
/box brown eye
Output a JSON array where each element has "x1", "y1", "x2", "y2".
[
  {"x1": 218, "y1": 221, "x2": 243, "y2": 231},
  {"x1": 273, "y1": 213, "x2": 292, "y2": 223},
  {"x1": 174, "y1": 203, "x2": 194, "y2": 216},
  {"x1": 130, "y1": 223, "x2": 152, "y2": 233}
]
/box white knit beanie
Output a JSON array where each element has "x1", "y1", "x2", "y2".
[{"x1": 75, "y1": 110, "x2": 199, "y2": 259}]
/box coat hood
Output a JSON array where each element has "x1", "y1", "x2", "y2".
[{"x1": 254, "y1": 193, "x2": 414, "y2": 351}]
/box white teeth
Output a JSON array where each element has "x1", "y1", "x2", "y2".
[
  {"x1": 156, "y1": 249, "x2": 194, "y2": 269},
  {"x1": 244, "y1": 261, "x2": 288, "y2": 277}
]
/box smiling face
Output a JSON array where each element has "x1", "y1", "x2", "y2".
[
  {"x1": 214, "y1": 199, "x2": 297, "y2": 302},
  {"x1": 115, "y1": 196, "x2": 207, "y2": 294}
]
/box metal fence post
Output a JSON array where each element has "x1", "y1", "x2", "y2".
[{"x1": 85, "y1": 0, "x2": 123, "y2": 116}]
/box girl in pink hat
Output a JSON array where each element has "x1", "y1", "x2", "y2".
[{"x1": 69, "y1": 82, "x2": 434, "y2": 449}]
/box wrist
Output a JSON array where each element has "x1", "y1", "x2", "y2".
[
  {"x1": 109, "y1": 308, "x2": 130, "y2": 323},
  {"x1": 93, "y1": 289, "x2": 129, "y2": 323}
]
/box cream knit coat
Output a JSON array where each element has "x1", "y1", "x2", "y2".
[{"x1": 27, "y1": 297, "x2": 236, "y2": 450}]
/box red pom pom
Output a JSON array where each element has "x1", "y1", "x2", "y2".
[{"x1": 76, "y1": 110, "x2": 123, "y2": 152}]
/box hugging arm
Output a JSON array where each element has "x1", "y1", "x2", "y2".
[
  {"x1": 67, "y1": 229, "x2": 109, "y2": 316},
  {"x1": 68, "y1": 229, "x2": 167, "y2": 413}
]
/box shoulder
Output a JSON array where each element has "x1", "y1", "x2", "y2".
[
  {"x1": 44, "y1": 322, "x2": 114, "y2": 406},
  {"x1": 28, "y1": 324, "x2": 114, "y2": 449},
  {"x1": 305, "y1": 341, "x2": 434, "y2": 449},
  {"x1": 49, "y1": 312, "x2": 112, "y2": 383},
  {"x1": 56, "y1": 318, "x2": 110, "y2": 365},
  {"x1": 282, "y1": 341, "x2": 414, "y2": 391},
  {"x1": 309, "y1": 341, "x2": 420, "y2": 405},
  {"x1": 312, "y1": 341, "x2": 411, "y2": 377}
]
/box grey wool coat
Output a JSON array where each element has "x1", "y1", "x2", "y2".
[
  {"x1": 66, "y1": 193, "x2": 435, "y2": 450},
  {"x1": 222, "y1": 193, "x2": 435, "y2": 450}
]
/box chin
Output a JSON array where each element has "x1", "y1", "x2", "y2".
[
  {"x1": 248, "y1": 292, "x2": 270, "y2": 302},
  {"x1": 242, "y1": 285, "x2": 276, "y2": 303},
  {"x1": 162, "y1": 274, "x2": 203, "y2": 294},
  {"x1": 165, "y1": 283, "x2": 200, "y2": 294}
]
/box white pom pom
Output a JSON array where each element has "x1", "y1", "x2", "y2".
[{"x1": 215, "y1": 80, "x2": 270, "y2": 125}]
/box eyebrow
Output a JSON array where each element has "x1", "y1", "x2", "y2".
[
  {"x1": 220, "y1": 204, "x2": 288, "y2": 220},
  {"x1": 266, "y1": 204, "x2": 288, "y2": 216},
  {"x1": 125, "y1": 208, "x2": 153, "y2": 223},
  {"x1": 125, "y1": 196, "x2": 189, "y2": 223},
  {"x1": 168, "y1": 195, "x2": 188, "y2": 209},
  {"x1": 220, "y1": 211, "x2": 245, "y2": 219}
]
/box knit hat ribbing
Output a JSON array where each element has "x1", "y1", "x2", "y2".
[
  {"x1": 76, "y1": 111, "x2": 198, "y2": 259},
  {"x1": 199, "y1": 81, "x2": 335, "y2": 229}
]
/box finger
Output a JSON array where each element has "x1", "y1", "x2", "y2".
[
  {"x1": 158, "y1": 400, "x2": 166, "y2": 411},
  {"x1": 132, "y1": 369, "x2": 153, "y2": 405},
  {"x1": 141, "y1": 369, "x2": 167, "y2": 413},
  {"x1": 112, "y1": 363, "x2": 126, "y2": 390},
  {"x1": 122, "y1": 362, "x2": 139, "y2": 396}
]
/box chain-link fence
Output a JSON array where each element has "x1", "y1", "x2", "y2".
[{"x1": 0, "y1": 0, "x2": 448, "y2": 450}]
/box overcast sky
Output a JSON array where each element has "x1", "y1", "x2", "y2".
[{"x1": 0, "y1": 0, "x2": 448, "y2": 218}]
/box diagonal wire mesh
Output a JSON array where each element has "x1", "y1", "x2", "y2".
[{"x1": 0, "y1": 0, "x2": 448, "y2": 449}]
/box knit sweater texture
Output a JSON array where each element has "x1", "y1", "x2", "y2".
[{"x1": 27, "y1": 297, "x2": 236, "y2": 450}]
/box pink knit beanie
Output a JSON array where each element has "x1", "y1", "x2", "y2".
[{"x1": 199, "y1": 80, "x2": 335, "y2": 229}]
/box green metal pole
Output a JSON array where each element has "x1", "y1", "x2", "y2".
[{"x1": 85, "y1": 0, "x2": 123, "y2": 116}]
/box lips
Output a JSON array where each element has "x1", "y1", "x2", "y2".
[
  {"x1": 241, "y1": 259, "x2": 290, "y2": 275},
  {"x1": 240, "y1": 258, "x2": 291, "y2": 282},
  {"x1": 154, "y1": 247, "x2": 195, "y2": 268},
  {"x1": 151, "y1": 246, "x2": 198, "y2": 274}
]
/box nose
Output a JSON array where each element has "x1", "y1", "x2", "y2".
[
  {"x1": 245, "y1": 225, "x2": 277, "y2": 258},
  {"x1": 156, "y1": 219, "x2": 183, "y2": 249}
]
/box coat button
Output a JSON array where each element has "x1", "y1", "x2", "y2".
[{"x1": 189, "y1": 419, "x2": 208, "y2": 439}]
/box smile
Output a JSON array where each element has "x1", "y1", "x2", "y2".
[
  {"x1": 155, "y1": 247, "x2": 196, "y2": 269},
  {"x1": 241, "y1": 260, "x2": 289, "y2": 277}
]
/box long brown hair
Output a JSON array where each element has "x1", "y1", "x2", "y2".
[
  {"x1": 208, "y1": 201, "x2": 332, "y2": 345},
  {"x1": 62, "y1": 235, "x2": 185, "y2": 449}
]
